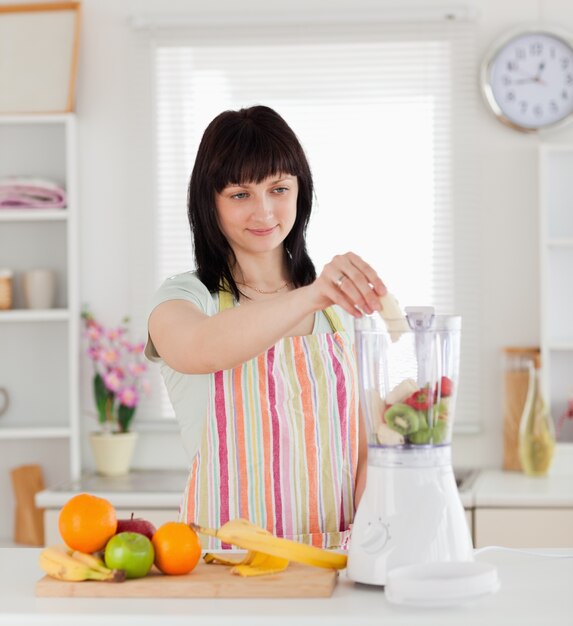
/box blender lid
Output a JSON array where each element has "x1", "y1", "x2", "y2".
[{"x1": 385, "y1": 561, "x2": 500, "y2": 607}]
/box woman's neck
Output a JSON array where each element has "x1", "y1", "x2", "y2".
[{"x1": 232, "y1": 248, "x2": 290, "y2": 293}]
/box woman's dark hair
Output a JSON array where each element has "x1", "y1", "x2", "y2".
[{"x1": 187, "y1": 105, "x2": 316, "y2": 300}]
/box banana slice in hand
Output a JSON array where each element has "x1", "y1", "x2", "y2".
[{"x1": 379, "y1": 292, "x2": 409, "y2": 342}]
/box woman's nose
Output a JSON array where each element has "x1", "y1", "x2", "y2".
[{"x1": 251, "y1": 195, "x2": 273, "y2": 220}]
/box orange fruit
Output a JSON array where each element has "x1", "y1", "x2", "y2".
[
  {"x1": 152, "y1": 522, "x2": 201, "y2": 575},
  {"x1": 58, "y1": 493, "x2": 117, "y2": 553}
]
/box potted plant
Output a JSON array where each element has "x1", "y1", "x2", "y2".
[{"x1": 82, "y1": 309, "x2": 149, "y2": 476}]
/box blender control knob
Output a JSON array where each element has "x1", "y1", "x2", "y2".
[{"x1": 359, "y1": 520, "x2": 390, "y2": 554}]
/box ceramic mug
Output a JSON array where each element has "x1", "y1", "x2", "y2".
[
  {"x1": 0, "y1": 387, "x2": 9, "y2": 417},
  {"x1": 22, "y1": 268, "x2": 56, "y2": 309}
]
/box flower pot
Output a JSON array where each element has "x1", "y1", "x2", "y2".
[{"x1": 89, "y1": 432, "x2": 138, "y2": 477}]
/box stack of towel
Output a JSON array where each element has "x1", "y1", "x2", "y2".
[{"x1": 0, "y1": 178, "x2": 67, "y2": 208}]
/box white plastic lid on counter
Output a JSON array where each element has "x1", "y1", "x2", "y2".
[{"x1": 385, "y1": 561, "x2": 500, "y2": 607}]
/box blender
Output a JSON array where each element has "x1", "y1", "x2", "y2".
[{"x1": 347, "y1": 305, "x2": 473, "y2": 587}]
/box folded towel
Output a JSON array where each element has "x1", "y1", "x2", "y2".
[{"x1": 0, "y1": 177, "x2": 67, "y2": 208}]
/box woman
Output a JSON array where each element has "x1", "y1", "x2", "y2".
[{"x1": 146, "y1": 105, "x2": 386, "y2": 548}]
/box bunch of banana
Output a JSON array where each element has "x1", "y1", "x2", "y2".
[
  {"x1": 39, "y1": 546, "x2": 125, "y2": 582},
  {"x1": 191, "y1": 519, "x2": 347, "y2": 571},
  {"x1": 204, "y1": 550, "x2": 289, "y2": 577}
]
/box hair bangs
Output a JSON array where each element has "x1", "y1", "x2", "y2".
[{"x1": 213, "y1": 125, "x2": 301, "y2": 191}]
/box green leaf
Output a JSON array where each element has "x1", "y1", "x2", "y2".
[
  {"x1": 118, "y1": 404, "x2": 136, "y2": 433},
  {"x1": 94, "y1": 373, "x2": 114, "y2": 425}
]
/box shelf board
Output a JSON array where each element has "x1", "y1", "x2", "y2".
[
  {"x1": 547, "y1": 238, "x2": 573, "y2": 248},
  {"x1": 0, "y1": 208, "x2": 68, "y2": 222},
  {"x1": 0, "y1": 309, "x2": 70, "y2": 322},
  {"x1": 0, "y1": 426, "x2": 71, "y2": 440},
  {"x1": 547, "y1": 343, "x2": 573, "y2": 351},
  {"x1": 0, "y1": 113, "x2": 73, "y2": 125}
]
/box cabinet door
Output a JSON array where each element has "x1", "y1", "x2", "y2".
[
  {"x1": 540, "y1": 146, "x2": 573, "y2": 442},
  {"x1": 475, "y1": 508, "x2": 573, "y2": 548}
]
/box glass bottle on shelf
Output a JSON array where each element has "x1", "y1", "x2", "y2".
[
  {"x1": 518, "y1": 353, "x2": 556, "y2": 477},
  {"x1": 502, "y1": 347, "x2": 540, "y2": 471}
]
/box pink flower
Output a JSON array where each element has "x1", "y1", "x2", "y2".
[
  {"x1": 87, "y1": 324, "x2": 103, "y2": 341},
  {"x1": 118, "y1": 386, "x2": 138, "y2": 408},
  {"x1": 87, "y1": 346, "x2": 101, "y2": 361},
  {"x1": 128, "y1": 362, "x2": 147, "y2": 376},
  {"x1": 100, "y1": 348, "x2": 120, "y2": 366},
  {"x1": 107, "y1": 327, "x2": 125, "y2": 341},
  {"x1": 141, "y1": 378, "x2": 151, "y2": 396},
  {"x1": 103, "y1": 370, "x2": 123, "y2": 393}
]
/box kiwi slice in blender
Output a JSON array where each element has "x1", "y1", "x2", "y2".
[
  {"x1": 432, "y1": 419, "x2": 448, "y2": 444},
  {"x1": 408, "y1": 426, "x2": 432, "y2": 445},
  {"x1": 384, "y1": 403, "x2": 420, "y2": 435}
]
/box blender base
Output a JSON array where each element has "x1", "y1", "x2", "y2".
[{"x1": 347, "y1": 445, "x2": 473, "y2": 587}]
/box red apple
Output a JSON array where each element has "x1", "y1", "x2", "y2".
[{"x1": 116, "y1": 513, "x2": 157, "y2": 541}]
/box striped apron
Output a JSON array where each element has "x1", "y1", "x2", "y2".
[{"x1": 179, "y1": 289, "x2": 359, "y2": 549}]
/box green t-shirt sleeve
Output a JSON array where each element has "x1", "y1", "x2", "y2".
[{"x1": 144, "y1": 271, "x2": 215, "y2": 361}]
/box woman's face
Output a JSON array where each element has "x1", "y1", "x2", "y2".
[{"x1": 215, "y1": 174, "x2": 298, "y2": 256}]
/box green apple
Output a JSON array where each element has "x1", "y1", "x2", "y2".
[{"x1": 104, "y1": 531, "x2": 154, "y2": 579}]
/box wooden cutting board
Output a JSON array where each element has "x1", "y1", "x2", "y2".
[{"x1": 36, "y1": 561, "x2": 338, "y2": 598}]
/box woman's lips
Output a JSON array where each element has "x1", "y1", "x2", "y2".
[{"x1": 248, "y1": 226, "x2": 277, "y2": 236}]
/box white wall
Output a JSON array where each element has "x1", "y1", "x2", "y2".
[{"x1": 5, "y1": 1, "x2": 573, "y2": 526}]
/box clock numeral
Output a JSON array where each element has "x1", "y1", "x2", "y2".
[
  {"x1": 549, "y1": 100, "x2": 559, "y2": 112},
  {"x1": 519, "y1": 101, "x2": 528, "y2": 114},
  {"x1": 533, "y1": 104, "x2": 543, "y2": 117},
  {"x1": 562, "y1": 89, "x2": 569, "y2": 100},
  {"x1": 565, "y1": 73, "x2": 573, "y2": 85},
  {"x1": 506, "y1": 91, "x2": 516, "y2": 102},
  {"x1": 550, "y1": 47, "x2": 557, "y2": 60},
  {"x1": 502, "y1": 75, "x2": 512, "y2": 86},
  {"x1": 507, "y1": 60, "x2": 518, "y2": 71},
  {"x1": 515, "y1": 47, "x2": 526, "y2": 59},
  {"x1": 529, "y1": 42, "x2": 543, "y2": 56},
  {"x1": 561, "y1": 57, "x2": 571, "y2": 70}
]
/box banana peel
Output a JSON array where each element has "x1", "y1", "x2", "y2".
[
  {"x1": 204, "y1": 550, "x2": 289, "y2": 577},
  {"x1": 192, "y1": 518, "x2": 347, "y2": 572}
]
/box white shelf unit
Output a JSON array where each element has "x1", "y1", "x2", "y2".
[
  {"x1": 0, "y1": 114, "x2": 80, "y2": 479},
  {"x1": 539, "y1": 144, "x2": 573, "y2": 442}
]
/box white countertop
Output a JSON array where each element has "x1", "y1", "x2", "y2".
[
  {"x1": 473, "y1": 469, "x2": 573, "y2": 507},
  {"x1": 1, "y1": 547, "x2": 571, "y2": 626}
]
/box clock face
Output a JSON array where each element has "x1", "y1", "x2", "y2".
[{"x1": 484, "y1": 31, "x2": 573, "y2": 131}]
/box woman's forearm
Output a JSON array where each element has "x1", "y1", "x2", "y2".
[{"x1": 151, "y1": 285, "x2": 319, "y2": 374}]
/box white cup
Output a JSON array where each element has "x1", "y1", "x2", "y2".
[{"x1": 22, "y1": 269, "x2": 56, "y2": 309}]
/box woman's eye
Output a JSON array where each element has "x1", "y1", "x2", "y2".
[
  {"x1": 273, "y1": 186, "x2": 289, "y2": 194},
  {"x1": 231, "y1": 192, "x2": 249, "y2": 200}
]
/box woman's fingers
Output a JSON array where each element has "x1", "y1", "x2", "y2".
[{"x1": 330, "y1": 253, "x2": 386, "y2": 315}]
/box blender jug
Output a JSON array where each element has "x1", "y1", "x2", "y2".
[{"x1": 347, "y1": 307, "x2": 473, "y2": 586}]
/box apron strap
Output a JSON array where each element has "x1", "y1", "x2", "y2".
[{"x1": 217, "y1": 288, "x2": 345, "y2": 334}]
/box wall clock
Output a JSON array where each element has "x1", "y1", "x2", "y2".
[{"x1": 480, "y1": 27, "x2": 573, "y2": 132}]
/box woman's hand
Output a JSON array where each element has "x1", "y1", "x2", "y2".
[{"x1": 309, "y1": 252, "x2": 387, "y2": 318}]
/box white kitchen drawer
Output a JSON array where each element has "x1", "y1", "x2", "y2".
[{"x1": 474, "y1": 507, "x2": 573, "y2": 548}]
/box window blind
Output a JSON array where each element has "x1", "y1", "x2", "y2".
[{"x1": 132, "y1": 16, "x2": 481, "y2": 431}]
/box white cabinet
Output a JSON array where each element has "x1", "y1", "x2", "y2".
[
  {"x1": 539, "y1": 145, "x2": 573, "y2": 442},
  {"x1": 0, "y1": 115, "x2": 80, "y2": 540}
]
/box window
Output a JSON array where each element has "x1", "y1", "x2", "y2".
[{"x1": 133, "y1": 14, "x2": 481, "y2": 431}]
